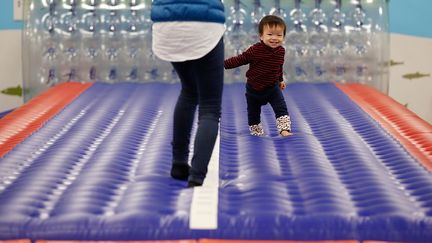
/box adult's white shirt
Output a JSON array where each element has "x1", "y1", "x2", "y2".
[{"x1": 152, "y1": 22, "x2": 225, "y2": 62}]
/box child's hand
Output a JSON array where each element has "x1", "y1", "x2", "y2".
[{"x1": 279, "y1": 82, "x2": 286, "y2": 90}]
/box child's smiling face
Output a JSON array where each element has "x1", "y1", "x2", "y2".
[{"x1": 260, "y1": 24, "x2": 285, "y2": 48}]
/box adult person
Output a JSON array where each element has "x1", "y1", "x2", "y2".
[{"x1": 151, "y1": 0, "x2": 225, "y2": 187}]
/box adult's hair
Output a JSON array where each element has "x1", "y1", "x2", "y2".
[{"x1": 258, "y1": 15, "x2": 287, "y2": 36}]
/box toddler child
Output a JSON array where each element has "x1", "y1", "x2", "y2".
[{"x1": 224, "y1": 15, "x2": 292, "y2": 136}]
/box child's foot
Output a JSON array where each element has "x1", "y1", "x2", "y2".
[
  {"x1": 249, "y1": 123, "x2": 264, "y2": 136},
  {"x1": 280, "y1": 130, "x2": 293, "y2": 136},
  {"x1": 170, "y1": 163, "x2": 190, "y2": 181}
]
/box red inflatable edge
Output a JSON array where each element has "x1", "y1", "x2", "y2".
[
  {"x1": 336, "y1": 83, "x2": 432, "y2": 172},
  {"x1": 0, "y1": 82, "x2": 93, "y2": 158}
]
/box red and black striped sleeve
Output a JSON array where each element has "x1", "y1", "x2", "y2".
[{"x1": 224, "y1": 46, "x2": 254, "y2": 69}]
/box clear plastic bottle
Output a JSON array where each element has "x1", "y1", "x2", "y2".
[
  {"x1": 125, "y1": 9, "x2": 143, "y2": 82},
  {"x1": 328, "y1": 0, "x2": 348, "y2": 82},
  {"x1": 39, "y1": 33, "x2": 60, "y2": 86},
  {"x1": 269, "y1": 0, "x2": 288, "y2": 19},
  {"x1": 286, "y1": 0, "x2": 309, "y2": 83},
  {"x1": 347, "y1": 0, "x2": 372, "y2": 84},
  {"x1": 225, "y1": 0, "x2": 248, "y2": 83},
  {"x1": 249, "y1": 0, "x2": 266, "y2": 44},
  {"x1": 80, "y1": 2, "x2": 101, "y2": 82},
  {"x1": 100, "y1": 8, "x2": 123, "y2": 83},
  {"x1": 59, "y1": 0, "x2": 81, "y2": 83},
  {"x1": 38, "y1": 1, "x2": 60, "y2": 86},
  {"x1": 308, "y1": 0, "x2": 328, "y2": 82}
]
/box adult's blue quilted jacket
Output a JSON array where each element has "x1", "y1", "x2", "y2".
[{"x1": 151, "y1": 0, "x2": 225, "y2": 23}]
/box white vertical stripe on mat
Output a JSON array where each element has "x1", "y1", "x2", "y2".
[{"x1": 189, "y1": 130, "x2": 220, "y2": 229}]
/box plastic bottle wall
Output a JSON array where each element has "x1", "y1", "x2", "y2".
[{"x1": 22, "y1": 0, "x2": 389, "y2": 101}]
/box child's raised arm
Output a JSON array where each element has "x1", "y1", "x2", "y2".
[{"x1": 224, "y1": 48, "x2": 252, "y2": 69}]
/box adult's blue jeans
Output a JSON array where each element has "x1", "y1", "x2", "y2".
[{"x1": 171, "y1": 38, "x2": 224, "y2": 184}]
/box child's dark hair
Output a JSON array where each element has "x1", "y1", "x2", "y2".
[{"x1": 258, "y1": 15, "x2": 287, "y2": 36}]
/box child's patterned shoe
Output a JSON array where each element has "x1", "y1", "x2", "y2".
[
  {"x1": 276, "y1": 115, "x2": 291, "y2": 134},
  {"x1": 249, "y1": 123, "x2": 264, "y2": 136}
]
